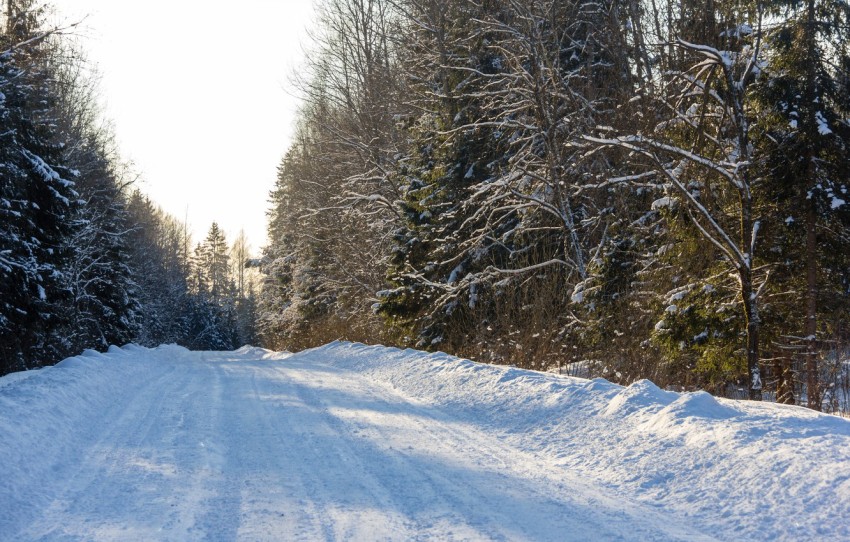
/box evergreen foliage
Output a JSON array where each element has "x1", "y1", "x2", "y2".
[{"x1": 0, "y1": 1, "x2": 78, "y2": 370}]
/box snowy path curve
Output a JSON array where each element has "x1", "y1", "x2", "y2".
[{"x1": 1, "y1": 346, "x2": 717, "y2": 541}]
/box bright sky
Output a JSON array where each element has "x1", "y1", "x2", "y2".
[{"x1": 54, "y1": 0, "x2": 315, "y2": 251}]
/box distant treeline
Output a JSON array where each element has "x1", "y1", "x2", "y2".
[{"x1": 259, "y1": 0, "x2": 850, "y2": 409}]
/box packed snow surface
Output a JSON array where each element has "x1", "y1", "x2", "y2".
[{"x1": 1, "y1": 342, "x2": 849, "y2": 541}]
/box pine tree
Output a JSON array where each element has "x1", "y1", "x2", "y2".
[
  {"x1": 199, "y1": 222, "x2": 231, "y2": 306},
  {"x1": 257, "y1": 150, "x2": 300, "y2": 349},
  {"x1": 185, "y1": 222, "x2": 237, "y2": 350}
]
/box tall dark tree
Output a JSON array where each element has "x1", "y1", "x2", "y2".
[
  {"x1": 752, "y1": 0, "x2": 850, "y2": 408},
  {"x1": 0, "y1": 0, "x2": 77, "y2": 371},
  {"x1": 51, "y1": 46, "x2": 140, "y2": 353}
]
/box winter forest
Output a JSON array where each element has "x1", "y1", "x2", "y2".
[
  {"x1": 4, "y1": 0, "x2": 850, "y2": 412},
  {"x1": 0, "y1": 0, "x2": 258, "y2": 375}
]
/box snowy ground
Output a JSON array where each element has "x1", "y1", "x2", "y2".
[{"x1": 1, "y1": 343, "x2": 848, "y2": 541}]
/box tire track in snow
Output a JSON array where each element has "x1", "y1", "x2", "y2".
[
  {"x1": 282, "y1": 358, "x2": 716, "y2": 542},
  {"x1": 284, "y1": 360, "x2": 520, "y2": 540},
  {"x1": 238, "y1": 357, "x2": 412, "y2": 540},
  {"x1": 17, "y1": 356, "x2": 191, "y2": 540},
  {"x1": 16, "y1": 350, "x2": 235, "y2": 541},
  {"x1": 199, "y1": 355, "x2": 335, "y2": 540},
  {"x1": 278, "y1": 362, "x2": 419, "y2": 540}
]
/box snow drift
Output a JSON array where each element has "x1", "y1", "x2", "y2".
[{"x1": 301, "y1": 342, "x2": 850, "y2": 541}]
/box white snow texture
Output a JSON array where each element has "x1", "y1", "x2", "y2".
[{"x1": 0, "y1": 342, "x2": 848, "y2": 541}]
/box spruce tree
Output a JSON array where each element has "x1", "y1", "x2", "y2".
[
  {"x1": 0, "y1": 1, "x2": 77, "y2": 370},
  {"x1": 752, "y1": 0, "x2": 850, "y2": 408},
  {"x1": 379, "y1": 0, "x2": 514, "y2": 350}
]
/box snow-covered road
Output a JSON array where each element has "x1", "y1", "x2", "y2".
[
  {"x1": 2, "y1": 343, "x2": 849, "y2": 541},
  {"x1": 2, "y1": 346, "x2": 707, "y2": 541}
]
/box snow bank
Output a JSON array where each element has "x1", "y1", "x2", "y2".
[
  {"x1": 0, "y1": 344, "x2": 191, "y2": 534},
  {"x1": 296, "y1": 341, "x2": 850, "y2": 542}
]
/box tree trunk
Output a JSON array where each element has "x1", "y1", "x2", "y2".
[
  {"x1": 775, "y1": 355, "x2": 795, "y2": 404},
  {"x1": 741, "y1": 267, "x2": 763, "y2": 400},
  {"x1": 803, "y1": 0, "x2": 821, "y2": 411},
  {"x1": 804, "y1": 196, "x2": 820, "y2": 409}
]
